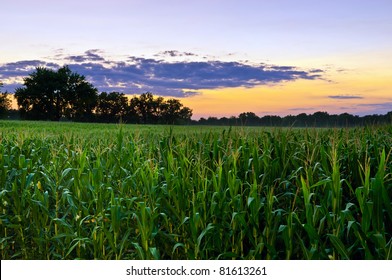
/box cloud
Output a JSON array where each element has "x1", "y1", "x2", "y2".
[
  {"x1": 64, "y1": 49, "x2": 106, "y2": 63},
  {"x1": 358, "y1": 102, "x2": 392, "y2": 109},
  {"x1": 0, "y1": 51, "x2": 324, "y2": 97},
  {"x1": 328, "y1": 95, "x2": 364, "y2": 99},
  {"x1": 0, "y1": 60, "x2": 59, "y2": 73},
  {"x1": 155, "y1": 50, "x2": 198, "y2": 58},
  {"x1": 0, "y1": 60, "x2": 60, "y2": 91},
  {"x1": 288, "y1": 107, "x2": 316, "y2": 112}
]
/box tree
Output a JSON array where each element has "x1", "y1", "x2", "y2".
[
  {"x1": 239, "y1": 112, "x2": 259, "y2": 125},
  {"x1": 128, "y1": 92, "x2": 192, "y2": 124},
  {"x1": 386, "y1": 111, "x2": 392, "y2": 124},
  {"x1": 130, "y1": 92, "x2": 163, "y2": 124},
  {"x1": 311, "y1": 111, "x2": 329, "y2": 127},
  {"x1": 0, "y1": 82, "x2": 12, "y2": 118},
  {"x1": 134, "y1": 92, "x2": 163, "y2": 124},
  {"x1": 96, "y1": 92, "x2": 129, "y2": 122},
  {"x1": 15, "y1": 66, "x2": 98, "y2": 121},
  {"x1": 296, "y1": 113, "x2": 308, "y2": 127},
  {"x1": 176, "y1": 106, "x2": 193, "y2": 124},
  {"x1": 161, "y1": 98, "x2": 193, "y2": 124}
]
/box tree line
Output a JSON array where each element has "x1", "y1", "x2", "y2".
[
  {"x1": 0, "y1": 66, "x2": 192, "y2": 124},
  {"x1": 195, "y1": 111, "x2": 392, "y2": 127}
]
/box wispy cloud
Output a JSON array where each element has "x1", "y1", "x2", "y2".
[
  {"x1": 358, "y1": 102, "x2": 392, "y2": 109},
  {"x1": 155, "y1": 50, "x2": 198, "y2": 58},
  {"x1": 65, "y1": 49, "x2": 106, "y2": 63},
  {"x1": 0, "y1": 50, "x2": 324, "y2": 97},
  {"x1": 328, "y1": 95, "x2": 364, "y2": 99}
]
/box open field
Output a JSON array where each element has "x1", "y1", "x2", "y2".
[{"x1": 1, "y1": 121, "x2": 391, "y2": 259}]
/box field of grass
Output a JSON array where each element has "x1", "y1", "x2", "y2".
[{"x1": 1, "y1": 120, "x2": 392, "y2": 259}]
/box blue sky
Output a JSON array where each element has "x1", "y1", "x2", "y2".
[
  {"x1": 1, "y1": 0, "x2": 392, "y2": 118},
  {"x1": 2, "y1": 0, "x2": 390, "y2": 61}
]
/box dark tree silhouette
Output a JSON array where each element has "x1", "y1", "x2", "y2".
[
  {"x1": 194, "y1": 110, "x2": 392, "y2": 127},
  {"x1": 128, "y1": 92, "x2": 192, "y2": 124},
  {"x1": 131, "y1": 92, "x2": 162, "y2": 124},
  {"x1": 0, "y1": 82, "x2": 12, "y2": 118},
  {"x1": 239, "y1": 112, "x2": 259, "y2": 125},
  {"x1": 96, "y1": 92, "x2": 129, "y2": 123},
  {"x1": 311, "y1": 111, "x2": 330, "y2": 126},
  {"x1": 161, "y1": 98, "x2": 193, "y2": 124},
  {"x1": 15, "y1": 66, "x2": 98, "y2": 121}
]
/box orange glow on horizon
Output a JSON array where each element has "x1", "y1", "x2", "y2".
[
  {"x1": 180, "y1": 70, "x2": 392, "y2": 119},
  {"x1": 6, "y1": 68, "x2": 392, "y2": 120}
]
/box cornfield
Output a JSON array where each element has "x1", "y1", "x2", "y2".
[{"x1": 1, "y1": 121, "x2": 391, "y2": 259}]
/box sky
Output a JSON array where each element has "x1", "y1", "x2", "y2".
[{"x1": 1, "y1": 0, "x2": 391, "y2": 119}]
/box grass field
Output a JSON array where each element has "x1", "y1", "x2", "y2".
[{"x1": 1, "y1": 121, "x2": 391, "y2": 259}]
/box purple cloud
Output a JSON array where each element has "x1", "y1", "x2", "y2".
[
  {"x1": 64, "y1": 49, "x2": 106, "y2": 63},
  {"x1": 0, "y1": 51, "x2": 324, "y2": 97}
]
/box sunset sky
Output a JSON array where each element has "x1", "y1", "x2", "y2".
[{"x1": 1, "y1": 0, "x2": 391, "y2": 119}]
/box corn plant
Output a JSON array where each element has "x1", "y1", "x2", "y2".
[{"x1": 0, "y1": 120, "x2": 391, "y2": 259}]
